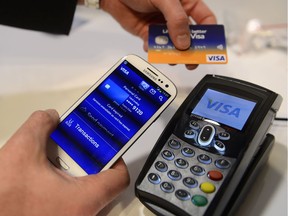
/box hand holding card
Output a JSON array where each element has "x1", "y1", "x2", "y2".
[{"x1": 148, "y1": 24, "x2": 228, "y2": 65}]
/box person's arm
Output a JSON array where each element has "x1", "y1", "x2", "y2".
[
  {"x1": 0, "y1": 109, "x2": 130, "y2": 215},
  {"x1": 0, "y1": 0, "x2": 78, "y2": 34}
]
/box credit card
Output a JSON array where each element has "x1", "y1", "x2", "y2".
[{"x1": 148, "y1": 24, "x2": 228, "y2": 64}]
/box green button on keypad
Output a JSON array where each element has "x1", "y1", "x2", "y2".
[{"x1": 192, "y1": 195, "x2": 208, "y2": 207}]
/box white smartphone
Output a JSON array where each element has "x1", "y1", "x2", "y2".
[{"x1": 47, "y1": 55, "x2": 177, "y2": 176}]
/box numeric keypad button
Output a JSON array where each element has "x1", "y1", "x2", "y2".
[
  {"x1": 183, "y1": 177, "x2": 198, "y2": 188},
  {"x1": 148, "y1": 173, "x2": 161, "y2": 184},
  {"x1": 155, "y1": 161, "x2": 168, "y2": 172},
  {"x1": 168, "y1": 139, "x2": 181, "y2": 149},
  {"x1": 215, "y1": 159, "x2": 231, "y2": 169},
  {"x1": 190, "y1": 165, "x2": 205, "y2": 176},
  {"x1": 160, "y1": 182, "x2": 174, "y2": 193},
  {"x1": 161, "y1": 150, "x2": 174, "y2": 161},
  {"x1": 168, "y1": 170, "x2": 182, "y2": 181},
  {"x1": 175, "y1": 158, "x2": 189, "y2": 169},
  {"x1": 175, "y1": 189, "x2": 191, "y2": 201},
  {"x1": 197, "y1": 154, "x2": 212, "y2": 164},
  {"x1": 181, "y1": 147, "x2": 195, "y2": 157}
]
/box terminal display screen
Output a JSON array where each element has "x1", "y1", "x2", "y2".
[{"x1": 192, "y1": 88, "x2": 256, "y2": 130}]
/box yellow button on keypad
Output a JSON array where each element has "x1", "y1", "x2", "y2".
[{"x1": 200, "y1": 182, "x2": 216, "y2": 193}]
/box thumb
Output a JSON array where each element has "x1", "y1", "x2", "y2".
[
  {"x1": 5, "y1": 109, "x2": 59, "y2": 155},
  {"x1": 153, "y1": 0, "x2": 190, "y2": 50},
  {"x1": 76, "y1": 159, "x2": 130, "y2": 213}
]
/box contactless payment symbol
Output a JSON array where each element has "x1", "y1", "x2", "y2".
[{"x1": 217, "y1": 44, "x2": 224, "y2": 50}]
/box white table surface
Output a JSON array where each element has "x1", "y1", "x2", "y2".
[{"x1": 0, "y1": 0, "x2": 287, "y2": 215}]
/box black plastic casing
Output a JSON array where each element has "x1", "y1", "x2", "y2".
[{"x1": 135, "y1": 74, "x2": 282, "y2": 216}]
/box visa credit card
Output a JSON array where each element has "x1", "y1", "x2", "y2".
[{"x1": 148, "y1": 24, "x2": 228, "y2": 64}]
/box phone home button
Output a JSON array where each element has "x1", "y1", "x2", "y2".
[{"x1": 56, "y1": 157, "x2": 70, "y2": 170}]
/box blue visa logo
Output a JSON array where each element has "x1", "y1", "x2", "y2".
[
  {"x1": 207, "y1": 99, "x2": 240, "y2": 118},
  {"x1": 206, "y1": 54, "x2": 226, "y2": 62}
]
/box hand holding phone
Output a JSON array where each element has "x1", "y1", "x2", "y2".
[
  {"x1": 0, "y1": 109, "x2": 130, "y2": 216},
  {"x1": 47, "y1": 55, "x2": 177, "y2": 176}
]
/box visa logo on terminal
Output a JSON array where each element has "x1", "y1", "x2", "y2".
[
  {"x1": 207, "y1": 99, "x2": 240, "y2": 118},
  {"x1": 192, "y1": 89, "x2": 256, "y2": 130}
]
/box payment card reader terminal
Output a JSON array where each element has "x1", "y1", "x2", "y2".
[{"x1": 135, "y1": 74, "x2": 282, "y2": 216}]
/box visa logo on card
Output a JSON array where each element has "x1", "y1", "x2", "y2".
[{"x1": 148, "y1": 24, "x2": 228, "y2": 64}]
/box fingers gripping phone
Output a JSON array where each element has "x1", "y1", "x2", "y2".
[
  {"x1": 47, "y1": 55, "x2": 177, "y2": 176},
  {"x1": 135, "y1": 75, "x2": 282, "y2": 216}
]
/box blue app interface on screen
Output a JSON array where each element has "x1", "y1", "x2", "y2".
[
  {"x1": 50, "y1": 61, "x2": 170, "y2": 174},
  {"x1": 192, "y1": 89, "x2": 256, "y2": 130}
]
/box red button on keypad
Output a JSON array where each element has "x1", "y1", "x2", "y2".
[{"x1": 208, "y1": 170, "x2": 223, "y2": 181}]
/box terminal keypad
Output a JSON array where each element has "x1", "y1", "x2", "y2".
[{"x1": 139, "y1": 119, "x2": 236, "y2": 215}]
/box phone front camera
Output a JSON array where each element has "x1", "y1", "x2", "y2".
[{"x1": 165, "y1": 84, "x2": 169, "y2": 88}]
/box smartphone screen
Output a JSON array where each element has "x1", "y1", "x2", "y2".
[{"x1": 50, "y1": 59, "x2": 173, "y2": 175}]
